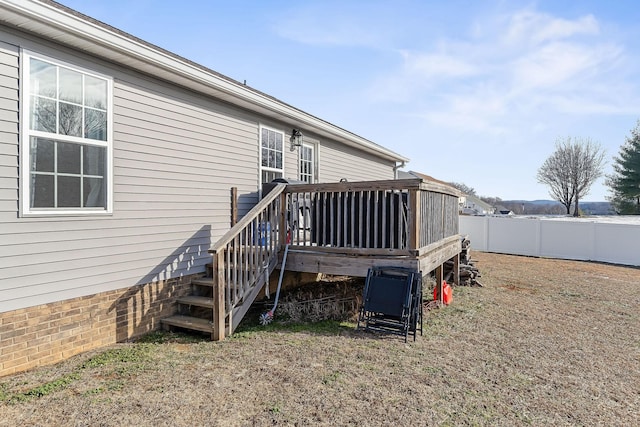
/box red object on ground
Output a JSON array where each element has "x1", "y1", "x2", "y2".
[{"x1": 433, "y1": 280, "x2": 453, "y2": 305}]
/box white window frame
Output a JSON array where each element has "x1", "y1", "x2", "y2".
[
  {"x1": 20, "y1": 50, "x2": 114, "y2": 216},
  {"x1": 299, "y1": 142, "x2": 316, "y2": 183},
  {"x1": 258, "y1": 124, "x2": 285, "y2": 188}
]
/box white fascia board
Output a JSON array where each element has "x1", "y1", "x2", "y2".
[{"x1": 0, "y1": 0, "x2": 408, "y2": 163}]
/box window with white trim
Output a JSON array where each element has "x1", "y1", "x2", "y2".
[
  {"x1": 259, "y1": 126, "x2": 284, "y2": 186},
  {"x1": 299, "y1": 143, "x2": 315, "y2": 183},
  {"x1": 21, "y1": 53, "x2": 112, "y2": 214}
]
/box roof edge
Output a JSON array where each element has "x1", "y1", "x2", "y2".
[{"x1": 0, "y1": 0, "x2": 409, "y2": 163}]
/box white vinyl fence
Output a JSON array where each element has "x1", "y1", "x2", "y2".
[{"x1": 459, "y1": 216, "x2": 640, "y2": 267}]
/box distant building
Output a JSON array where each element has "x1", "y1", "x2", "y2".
[
  {"x1": 460, "y1": 194, "x2": 495, "y2": 215},
  {"x1": 496, "y1": 207, "x2": 515, "y2": 216}
]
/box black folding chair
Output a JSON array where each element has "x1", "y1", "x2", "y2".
[{"x1": 357, "y1": 266, "x2": 423, "y2": 342}]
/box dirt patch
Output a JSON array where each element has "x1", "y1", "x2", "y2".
[{"x1": 1, "y1": 252, "x2": 639, "y2": 426}]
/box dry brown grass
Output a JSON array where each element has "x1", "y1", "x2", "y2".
[{"x1": 1, "y1": 252, "x2": 639, "y2": 426}]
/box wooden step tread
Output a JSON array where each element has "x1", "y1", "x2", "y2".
[
  {"x1": 192, "y1": 278, "x2": 214, "y2": 287},
  {"x1": 161, "y1": 315, "x2": 213, "y2": 333},
  {"x1": 177, "y1": 295, "x2": 214, "y2": 309}
]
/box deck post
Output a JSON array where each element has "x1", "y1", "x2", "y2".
[
  {"x1": 435, "y1": 264, "x2": 444, "y2": 305},
  {"x1": 408, "y1": 188, "x2": 420, "y2": 251},
  {"x1": 230, "y1": 187, "x2": 238, "y2": 226},
  {"x1": 279, "y1": 191, "x2": 288, "y2": 247},
  {"x1": 212, "y1": 250, "x2": 225, "y2": 341},
  {"x1": 452, "y1": 253, "x2": 460, "y2": 286}
]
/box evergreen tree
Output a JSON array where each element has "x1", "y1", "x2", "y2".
[{"x1": 606, "y1": 121, "x2": 640, "y2": 214}]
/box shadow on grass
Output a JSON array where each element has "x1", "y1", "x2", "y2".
[
  {"x1": 234, "y1": 318, "x2": 357, "y2": 337},
  {"x1": 134, "y1": 318, "x2": 372, "y2": 343}
]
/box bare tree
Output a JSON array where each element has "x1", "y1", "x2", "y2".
[
  {"x1": 448, "y1": 182, "x2": 476, "y2": 196},
  {"x1": 537, "y1": 137, "x2": 606, "y2": 216}
]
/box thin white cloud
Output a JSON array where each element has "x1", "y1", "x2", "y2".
[
  {"x1": 273, "y1": 2, "x2": 395, "y2": 48},
  {"x1": 510, "y1": 42, "x2": 622, "y2": 90},
  {"x1": 504, "y1": 10, "x2": 599, "y2": 46},
  {"x1": 276, "y1": 20, "x2": 382, "y2": 47},
  {"x1": 400, "y1": 50, "x2": 479, "y2": 78},
  {"x1": 369, "y1": 7, "x2": 637, "y2": 136},
  {"x1": 368, "y1": 48, "x2": 482, "y2": 102}
]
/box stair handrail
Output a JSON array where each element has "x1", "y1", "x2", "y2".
[
  {"x1": 209, "y1": 183, "x2": 287, "y2": 340},
  {"x1": 209, "y1": 184, "x2": 287, "y2": 254}
]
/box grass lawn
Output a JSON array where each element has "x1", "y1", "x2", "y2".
[{"x1": 1, "y1": 252, "x2": 639, "y2": 426}]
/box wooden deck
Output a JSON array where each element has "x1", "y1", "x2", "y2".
[{"x1": 164, "y1": 178, "x2": 463, "y2": 340}]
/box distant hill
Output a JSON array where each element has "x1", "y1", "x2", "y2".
[{"x1": 500, "y1": 200, "x2": 614, "y2": 215}]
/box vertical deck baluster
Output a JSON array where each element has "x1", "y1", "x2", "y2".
[
  {"x1": 250, "y1": 218, "x2": 256, "y2": 288},
  {"x1": 237, "y1": 229, "x2": 243, "y2": 300},
  {"x1": 389, "y1": 190, "x2": 395, "y2": 249},
  {"x1": 224, "y1": 243, "x2": 231, "y2": 313},
  {"x1": 422, "y1": 190, "x2": 427, "y2": 247},
  {"x1": 330, "y1": 192, "x2": 335, "y2": 246},
  {"x1": 373, "y1": 190, "x2": 379, "y2": 248},
  {"x1": 213, "y1": 249, "x2": 225, "y2": 341},
  {"x1": 398, "y1": 190, "x2": 404, "y2": 249},
  {"x1": 300, "y1": 191, "x2": 306, "y2": 245},
  {"x1": 294, "y1": 192, "x2": 300, "y2": 245},
  {"x1": 232, "y1": 235, "x2": 238, "y2": 305},
  {"x1": 343, "y1": 191, "x2": 348, "y2": 247},
  {"x1": 381, "y1": 190, "x2": 387, "y2": 249},
  {"x1": 302, "y1": 192, "x2": 308, "y2": 245},
  {"x1": 365, "y1": 191, "x2": 371, "y2": 248},
  {"x1": 244, "y1": 227, "x2": 250, "y2": 297},
  {"x1": 256, "y1": 207, "x2": 263, "y2": 278}
]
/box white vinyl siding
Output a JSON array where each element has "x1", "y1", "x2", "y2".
[
  {"x1": 318, "y1": 139, "x2": 395, "y2": 182},
  {"x1": 0, "y1": 40, "x2": 18, "y2": 222},
  {"x1": 0, "y1": 27, "x2": 397, "y2": 314},
  {"x1": 0, "y1": 31, "x2": 258, "y2": 313}
]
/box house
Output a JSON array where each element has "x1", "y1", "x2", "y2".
[
  {"x1": 0, "y1": 0, "x2": 416, "y2": 376},
  {"x1": 496, "y1": 207, "x2": 515, "y2": 216},
  {"x1": 460, "y1": 194, "x2": 495, "y2": 216},
  {"x1": 397, "y1": 170, "x2": 453, "y2": 188},
  {"x1": 398, "y1": 170, "x2": 486, "y2": 215}
]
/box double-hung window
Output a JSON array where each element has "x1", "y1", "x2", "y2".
[
  {"x1": 259, "y1": 126, "x2": 284, "y2": 186},
  {"x1": 299, "y1": 143, "x2": 315, "y2": 183},
  {"x1": 21, "y1": 53, "x2": 112, "y2": 215}
]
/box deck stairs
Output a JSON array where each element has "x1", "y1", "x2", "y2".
[
  {"x1": 160, "y1": 274, "x2": 216, "y2": 334},
  {"x1": 161, "y1": 184, "x2": 287, "y2": 339}
]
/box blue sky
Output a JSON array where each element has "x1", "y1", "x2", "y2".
[{"x1": 59, "y1": 0, "x2": 640, "y2": 201}]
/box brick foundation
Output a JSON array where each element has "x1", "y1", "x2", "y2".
[{"x1": 0, "y1": 274, "x2": 199, "y2": 378}]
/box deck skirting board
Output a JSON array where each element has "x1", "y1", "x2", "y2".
[{"x1": 282, "y1": 235, "x2": 462, "y2": 278}]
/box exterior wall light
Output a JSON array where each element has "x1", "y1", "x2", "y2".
[{"x1": 290, "y1": 128, "x2": 303, "y2": 151}]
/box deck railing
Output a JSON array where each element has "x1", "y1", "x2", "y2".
[
  {"x1": 209, "y1": 184, "x2": 286, "y2": 340},
  {"x1": 284, "y1": 178, "x2": 460, "y2": 255}
]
